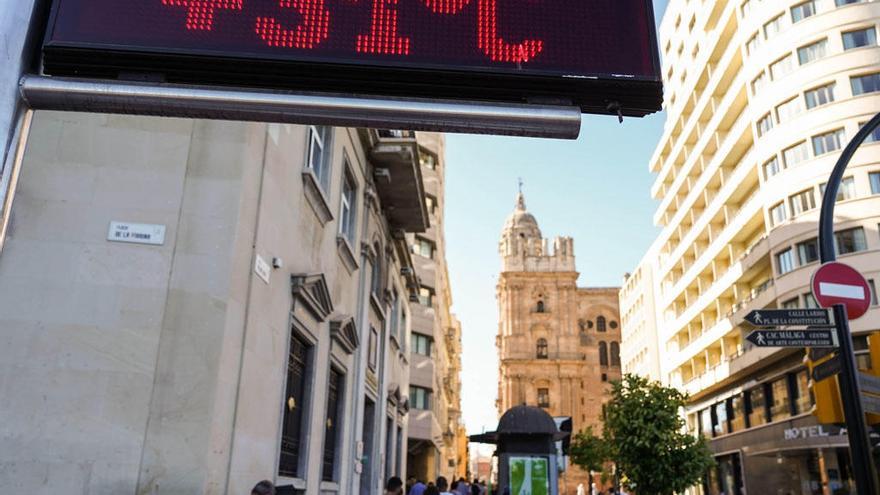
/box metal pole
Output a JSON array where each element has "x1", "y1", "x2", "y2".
[
  {"x1": 817, "y1": 111, "x2": 880, "y2": 494},
  {"x1": 19, "y1": 75, "x2": 582, "y2": 139}
]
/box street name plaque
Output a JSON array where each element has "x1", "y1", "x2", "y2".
[
  {"x1": 746, "y1": 329, "x2": 835, "y2": 348},
  {"x1": 744, "y1": 309, "x2": 831, "y2": 327}
]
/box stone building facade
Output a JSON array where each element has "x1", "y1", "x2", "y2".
[
  {"x1": 406, "y1": 133, "x2": 467, "y2": 483},
  {"x1": 496, "y1": 192, "x2": 621, "y2": 494},
  {"x1": 0, "y1": 112, "x2": 431, "y2": 494}
]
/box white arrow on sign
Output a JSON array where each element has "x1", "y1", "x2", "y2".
[{"x1": 818, "y1": 282, "x2": 866, "y2": 300}]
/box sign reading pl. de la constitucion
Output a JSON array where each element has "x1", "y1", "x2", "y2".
[{"x1": 744, "y1": 309, "x2": 831, "y2": 327}]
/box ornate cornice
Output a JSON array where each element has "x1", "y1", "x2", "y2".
[
  {"x1": 329, "y1": 315, "x2": 358, "y2": 354},
  {"x1": 291, "y1": 273, "x2": 334, "y2": 321}
]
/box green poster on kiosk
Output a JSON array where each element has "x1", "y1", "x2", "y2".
[{"x1": 509, "y1": 456, "x2": 549, "y2": 495}]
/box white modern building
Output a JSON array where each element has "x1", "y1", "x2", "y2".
[{"x1": 621, "y1": 0, "x2": 880, "y2": 493}]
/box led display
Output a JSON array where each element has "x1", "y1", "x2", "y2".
[{"x1": 42, "y1": 0, "x2": 663, "y2": 114}]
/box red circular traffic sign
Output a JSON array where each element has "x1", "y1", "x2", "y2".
[{"x1": 811, "y1": 261, "x2": 872, "y2": 319}]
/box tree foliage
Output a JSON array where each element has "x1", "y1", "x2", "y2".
[{"x1": 569, "y1": 374, "x2": 715, "y2": 495}]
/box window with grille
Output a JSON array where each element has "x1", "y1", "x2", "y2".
[
  {"x1": 279, "y1": 332, "x2": 312, "y2": 478},
  {"x1": 599, "y1": 341, "x2": 609, "y2": 366},
  {"x1": 610, "y1": 342, "x2": 621, "y2": 366},
  {"x1": 597, "y1": 316, "x2": 607, "y2": 332},
  {"x1": 322, "y1": 368, "x2": 344, "y2": 482},
  {"x1": 536, "y1": 338, "x2": 548, "y2": 359}
]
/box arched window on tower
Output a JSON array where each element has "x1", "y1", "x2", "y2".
[
  {"x1": 610, "y1": 342, "x2": 620, "y2": 366},
  {"x1": 536, "y1": 300, "x2": 545, "y2": 313},
  {"x1": 597, "y1": 316, "x2": 606, "y2": 332},
  {"x1": 599, "y1": 341, "x2": 608, "y2": 366},
  {"x1": 536, "y1": 338, "x2": 548, "y2": 359}
]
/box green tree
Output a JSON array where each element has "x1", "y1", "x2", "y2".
[
  {"x1": 602, "y1": 374, "x2": 715, "y2": 495},
  {"x1": 569, "y1": 425, "x2": 608, "y2": 487}
]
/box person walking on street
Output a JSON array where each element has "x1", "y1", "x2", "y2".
[
  {"x1": 437, "y1": 476, "x2": 454, "y2": 495},
  {"x1": 409, "y1": 479, "x2": 427, "y2": 495},
  {"x1": 386, "y1": 476, "x2": 404, "y2": 495}
]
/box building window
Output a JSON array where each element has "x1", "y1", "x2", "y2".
[
  {"x1": 820, "y1": 176, "x2": 856, "y2": 201},
  {"x1": 804, "y1": 82, "x2": 835, "y2": 108},
  {"x1": 536, "y1": 300, "x2": 545, "y2": 313},
  {"x1": 279, "y1": 332, "x2": 312, "y2": 478},
  {"x1": 729, "y1": 394, "x2": 746, "y2": 432},
  {"x1": 769, "y1": 377, "x2": 792, "y2": 421},
  {"x1": 599, "y1": 341, "x2": 609, "y2": 366},
  {"x1": 776, "y1": 97, "x2": 803, "y2": 124},
  {"x1": 747, "y1": 385, "x2": 768, "y2": 427},
  {"x1": 870, "y1": 173, "x2": 880, "y2": 194},
  {"x1": 770, "y1": 54, "x2": 794, "y2": 80},
  {"x1": 776, "y1": 248, "x2": 796, "y2": 275},
  {"x1": 798, "y1": 38, "x2": 827, "y2": 65},
  {"x1": 870, "y1": 279, "x2": 879, "y2": 305},
  {"x1": 793, "y1": 369, "x2": 813, "y2": 414},
  {"x1": 425, "y1": 195, "x2": 437, "y2": 215},
  {"x1": 782, "y1": 297, "x2": 800, "y2": 309},
  {"x1": 783, "y1": 141, "x2": 809, "y2": 167},
  {"x1": 752, "y1": 71, "x2": 768, "y2": 93},
  {"x1": 757, "y1": 113, "x2": 774, "y2": 136},
  {"x1": 418, "y1": 286, "x2": 433, "y2": 307},
  {"x1": 835, "y1": 227, "x2": 868, "y2": 255},
  {"x1": 741, "y1": 0, "x2": 752, "y2": 16},
  {"x1": 597, "y1": 316, "x2": 607, "y2": 332},
  {"x1": 420, "y1": 152, "x2": 437, "y2": 170},
  {"x1": 410, "y1": 386, "x2": 432, "y2": 410},
  {"x1": 322, "y1": 367, "x2": 344, "y2": 482},
  {"x1": 714, "y1": 402, "x2": 729, "y2": 436},
  {"x1": 412, "y1": 333, "x2": 433, "y2": 356},
  {"x1": 746, "y1": 32, "x2": 761, "y2": 55},
  {"x1": 836, "y1": 0, "x2": 867, "y2": 4},
  {"x1": 863, "y1": 122, "x2": 880, "y2": 143},
  {"x1": 790, "y1": 189, "x2": 816, "y2": 216},
  {"x1": 610, "y1": 342, "x2": 621, "y2": 366},
  {"x1": 536, "y1": 338, "x2": 548, "y2": 359},
  {"x1": 770, "y1": 201, "x2": 788, "y2": 226},
  {"x1": 610, "y1": 320, "x2": 618, "y2": 329},
  {"x1": 368, "y1": 327, "x2": 378, "y2": 371},
  {"x1": 764, "y1": 14, "x2": 784, "y2": 39},
  {"x1": 797, "y1": 237, "x2": 819, "y2": 265},
  {"x1": 412, "y1": 237, "x2": 434, "y2": 258},
  {"x1": 804, "y1": 292, "x2": 819, "y2": 308},
  {"x1": 537, "y1": 388, "x2": 550, "y2": 408},
  {"x1": 763, "y1": 156, "x2": 782, "y2": 179},
  {"x1": 371, "y1": 244, "x2": 383, "y2": 297},
  {"x1": 791, "y1": 0, "x2": 817, "y2": 22},
  {"x1": 812, "y1": 128, "x2": 845, "y2": 155},
  {"x1": 339, "y1": 167, "x2": 357, "y2": 245},
  {"x1": 306, "y1": 125, "x2": 333, "y2": 193},
  {"x1": 700, "y1": 408, "x2": 713, "y2": 438},
  {"x1": 852, "y1": 73, "x2": 880, "y2": 96},
  {"x1": 843, "y1": 27, "x2": 877, "y2": 50}
]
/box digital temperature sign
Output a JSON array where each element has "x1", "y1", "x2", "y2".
[{"x1": 42, "y1": 0, "x2": 663, "y2": 115}]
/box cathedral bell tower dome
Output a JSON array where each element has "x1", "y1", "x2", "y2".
[{"x1": 501, "y1": 191, "x2": 542, "y2": 243}]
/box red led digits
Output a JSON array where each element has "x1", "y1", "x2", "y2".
[
  {"x1": 161, "y1": 0, "x2": 243, "y2": 30},
  {"x1": 420, "y1": 0, "x2": 470, "y2": 14},
  {"x1": 356, "y1": 0, "x2": 410, "y2": 55},
  {"x1": 477, "y1": 0, "x2": 543, "y2": 62},
  {"x1": 255, "y1": 0, "x2": 331, "y2": 49}
]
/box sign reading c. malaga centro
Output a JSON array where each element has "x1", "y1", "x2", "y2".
[{"x1": 41, "y1": 0, "x2": 662, "y2": 116}]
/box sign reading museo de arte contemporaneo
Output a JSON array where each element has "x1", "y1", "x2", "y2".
[{"x1": 41, "y1": 0, "x2": 662, "y2": 115}]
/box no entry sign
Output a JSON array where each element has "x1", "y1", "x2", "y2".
[{"x1": 811, "y1": 262, "x2": 872, "y2": 319}]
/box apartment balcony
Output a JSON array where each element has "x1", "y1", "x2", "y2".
[
  {"x1": 360, "y1": 129, "x2": 429, "y2": 232},
  {"x1": 408, "y1": 407, "x2": 444, "y2": 448},
  {"x1": 410, "y1": 352, "x2": 435, "y2": 389}
]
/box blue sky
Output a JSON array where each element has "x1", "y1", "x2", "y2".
[{"x1": 447, "y1": 0, "x2": 670, "y2": 436}]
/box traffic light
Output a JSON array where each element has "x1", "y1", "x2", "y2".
[{"x1": 807, "y1": 331, "x2": 880, "y2": 425}]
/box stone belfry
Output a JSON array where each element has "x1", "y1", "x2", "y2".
[{"x1": 495, "y1": 190, "x2": 622, "y2": 494}]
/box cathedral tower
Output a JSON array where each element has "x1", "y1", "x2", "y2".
[{"x1": 495, "y1": 191, "x2": 622, "y2": 494}]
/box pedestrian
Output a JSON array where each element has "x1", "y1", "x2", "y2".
[
  {"x1": 409, "y1": 479, "x2": 427, "y2": 495},
  {"x1": 577, "y1": 482, "x2": 586, "y2": 495},
  {"x1": 470, "y1": 479, "x2": 482, "y2": 495},
  {"x1": 251, "y1": 480, "x2": 275, "y2": 495},
  {"x1": 436, "y1": 476, "x2": 454, "y2": 495},
  {"x1": 456, "y1": 477, "x2": 470, "y2": 495},
  {"x1": 424, "y1": 486, "x2": 440, "y2": 495},
  {"x1": 386, "y1": 476, "x2": 404, "y2": 495},
  {"x1": 406, "y1": 477, "x2": 416, "y2": 495}
]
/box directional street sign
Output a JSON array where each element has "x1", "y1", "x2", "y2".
[
  {"x1": 860, "y1": 373, "x2": 880, "y2": 397},
  {"x1": 744, "y1": 308, "x2": 831, "y2": 327},
  {"x1": 812, "y1": 356, "x2": 842, "y2": 382},
  {"x1": 746, "y1": 329, "x2": 836, "y2": 348},
  {"x1": 809, "y1": 346, "x2": 838, "y2": 361},
  {"x1": 863, "y1": 394, "x2": 880, "y2": 416},
  {"x1": 811, "y1": 262, "x2": 872, "y2": 320}
]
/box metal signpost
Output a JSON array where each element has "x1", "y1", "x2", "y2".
[{"x1": 814, "y1": 111, "x2": 880, "y2": 494}]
